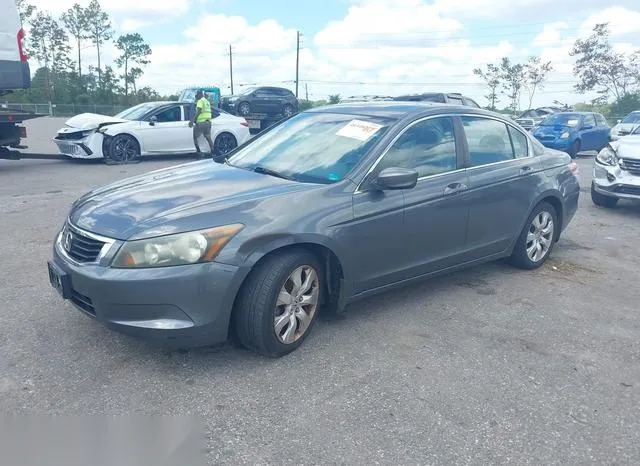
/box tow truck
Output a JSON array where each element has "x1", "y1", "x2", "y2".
[{"x1": 0, "y1": 103, "x2": 46, "y2": 160}]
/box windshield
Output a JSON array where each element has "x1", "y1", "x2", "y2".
[
  {"x1": 540, "y1": 113, "x2": 581, "y2": 127},
  {"x1": 115, "y1": 103, "x2": 158, "y2": 120},
  {"x1": 622, "y1": 113, "x2": 640, "y2": 124},
  {"x1": 227, "y1": 112, "x2": 393, "y2": 184}
]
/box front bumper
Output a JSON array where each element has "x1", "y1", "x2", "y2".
[
  {"x1": 48, "y1": 230, "x2": 248, "y2": 348},
  {"x1": 53, "y1": 132, "x2": 104, "y2": 159},
  {"x1": 592, "y1": 162, "x2": 640, "y2": 200}
]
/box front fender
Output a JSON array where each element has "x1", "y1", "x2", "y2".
[{"x1": 101, "y1": 125, "x2": 145, "y2": 153}]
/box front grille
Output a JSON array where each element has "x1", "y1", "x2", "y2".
[
  {"x1": 621, "y1": 158, "x2": 640, "y2": 176},
  {"x1": 55, "y1": 132, "x2": 85, "y2": 141},
  {"x1": 71, "y1": 290, "x2": 96, "y2": 315},
  {"x1": 62, "y1": 226, "x2": 106, "y2": 263},
  {"x1": 615, "y1": 185, "x2": 640, "y2": 196}
]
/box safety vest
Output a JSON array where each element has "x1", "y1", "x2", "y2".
[{"x1": 196, "y1": 97, "x2": 212, "y2": 123}]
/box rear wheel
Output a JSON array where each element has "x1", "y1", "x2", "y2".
[
  {"x1": 283, "y1": 104, "x2": 294, "y2": 117},
  {"x1": 105, "y1": 134, "x2": 140, "y2": 164},
  {"x1": 508, "y1": 202, "x2": 557, "y2": 270},
  {"x1": 214, "y1": 132, "x2": 238, "y2": 158},
  {"x1": 591, "y1": 182, "x2": 618, "y2": 208},
  {"x1": 233, "y1": 250, "x2": 322, "y2": 357}
]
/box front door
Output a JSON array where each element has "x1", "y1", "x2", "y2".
[
  {"x1": 140, "y1": 105, "x2": 189, "y2": 154},
  {"x1": 460, "y1": 115, "x2": 543, "y2": 259},
  {"x1": 350, "y1": 115, "x2": 470, "y2": 293}
]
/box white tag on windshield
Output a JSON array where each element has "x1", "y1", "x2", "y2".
[{"x1": 336, "y1": 119, "x2": 383, "y2": 141}]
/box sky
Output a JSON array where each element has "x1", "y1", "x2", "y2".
[{"x1": 25, "y1": 0, "x2": 640, "y2": 108}]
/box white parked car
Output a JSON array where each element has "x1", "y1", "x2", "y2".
[
  {"x1": 609, "y1": 110, "x2": 640, "y2": 141},
  {"x1": 592, "y1": 124, "x2": 640, "y2": 208},
  {"x1": 53, "y1": 101, "x2": 251, "y2": 163}
]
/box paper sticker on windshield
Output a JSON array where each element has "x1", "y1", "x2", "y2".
[{"x1": 336, "y1": 119, "x2": 383, "y2": 141}]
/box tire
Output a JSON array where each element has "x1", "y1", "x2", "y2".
[
  {"x1": 569, "y1": 140, "x2": 581, "y2": 159},
  {"x1": 213, "y1": 132, "x2": 238, "y2": 158},
  {"x1": 508, "y1": 202, "x2": 558, "y2": 270},
  {"x1": 104, "y1": 134, "x2": 140, "y2": 165},
  {"x1": 238, "y1": 102, "x2": 251, "y2": 116},
  {"x1": 591, "y1": 182, "x2": 618, "y2": 208},
  {"x1": 283, "y1": 104, "x2": 294, "y2": 117},
  {"x1": 233, "y1": 249, "x2": 323, "y2": 357}
]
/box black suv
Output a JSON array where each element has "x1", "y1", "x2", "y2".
[
  {"x1": 393, "y1": 92, "x2": 480, "y2": 108},
  {"x1": 221, "y1": 86, "x2": 299, "y2": 117}
]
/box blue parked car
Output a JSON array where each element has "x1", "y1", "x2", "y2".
[{"x1": 532, "y1": 112, "x2": 610, "y2": 158}]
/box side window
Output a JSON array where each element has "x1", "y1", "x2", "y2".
[
  {"x1": 461, "y1": 116, "x2": 515, "y2": 167},
  {"x1": 507, "y1": 125, "x2": 529, "y2": 158},
  {"x1": 154, "y1": 106, "x2": 181, "y2": 123},
  {"x1": 376, "y1": 117, "x2": 457, "y2": 178},
  {"x1": 583, "y1": 114, "x2": 596, "y2": 127},
  {"x1": 595, "y1": 114, "x2": 607, "y2": 126},
  {"x1": 182, "y1": 104, "x2": 193, "y2": 121}
]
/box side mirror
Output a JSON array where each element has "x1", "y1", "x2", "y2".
[
  {"x1": 149, "y1": 116, "x2": 158, "y2": 126},
  {"x1": 617, "y1": 119, "x2": 622, "y2": 124},
  {"x1": 372, "y1": 167, "x2": 418, "y2": 190}
]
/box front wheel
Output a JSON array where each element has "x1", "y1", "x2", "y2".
[
  {"x1": 237, "y1": 102, "x2": 251, "y2": 116},
  {"x1": 105, "y1": 134, "x2": 140, "y2": 164},
  {"x1": 508, "y1": 202, "x2": 558, "y2": 270},
  {"x1": 591, "y1": 182, "x2": 618, "y2": 208},
  {"x1": 233, "y1": 250, "x2": 323, "y2": 357}
]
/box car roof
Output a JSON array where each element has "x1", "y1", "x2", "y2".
[{"x1": 306, "y1": 101, "x2": 499, "y2": 120}]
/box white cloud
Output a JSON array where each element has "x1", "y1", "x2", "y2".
[
  {"x1": 579, "y1": 7, "x2": 640, "y2": 38},
  {"x1": 533, "y1": 22, "x2": 569, "y2": 47}
]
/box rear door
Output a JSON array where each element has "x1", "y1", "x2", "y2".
[
  {"x1": 579, "y1": 113, "x2": 598, "y2": 151},
  {"x1": 460, "y1": 115, "x2": 543, "y2": 259},
  {"x1": 0, "y1": 0, "x2": 30, "y2": 90}
]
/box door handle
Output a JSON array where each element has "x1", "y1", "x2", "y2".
[
  {"x1": 443, "y1": 183, "x2": 468, "y2": 195},
  {"x1": 520, "y1": 166, "x2": 532, "y2": 174}
]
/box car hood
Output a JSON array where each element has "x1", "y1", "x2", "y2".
[
  {"x1": 69, "y1": 162, "x2": 317, "y2": 240},
  {"x1": 64, "y1": 113, "x2": 130, "y2": 131},
  {"x1": 534, "y1": 124, "x2": 574, "y2": 137},
  {"x1": 612, "y1": 123, "x2": 639, "y2": 134},
  {"x1": 612, "y1": 135, "x2": 640, "y2": 159}
]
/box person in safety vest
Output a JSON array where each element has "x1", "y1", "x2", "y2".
[{"x1": 189, "y1": 90, "x2": 215, "y2": 158}]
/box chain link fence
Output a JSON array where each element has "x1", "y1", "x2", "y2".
[{"x1": 2, "y1": 102, "x2": 128, "y2": 117}]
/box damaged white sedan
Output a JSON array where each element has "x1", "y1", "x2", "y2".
[{"x1": 53, "y1": 101, "x2": 251, "y2": 163}]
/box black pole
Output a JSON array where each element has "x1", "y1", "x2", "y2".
[
  {"x1": 229, "y1": 45, "x2": 234, "y2": 95},
  {"x1": 295, "y1": 31, "x2": 300, "y2": 98}
]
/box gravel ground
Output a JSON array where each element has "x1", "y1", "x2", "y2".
[{"x1": 1, "y1": 116, "x2": 640, "y2": 465}]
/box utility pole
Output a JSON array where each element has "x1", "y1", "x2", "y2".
[
  {"x1": 229, "y1": 44, "x2": 234, "y2": 95},
  {"x1": 295, "y1": 30, "x2": 300, "y2": 98},
  {"x1": 305, "y1": 83, "x2": 309, "y2": 101}
]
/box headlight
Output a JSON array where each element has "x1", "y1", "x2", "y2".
[
  {"x1": 596, "y1": 145, "x2": 618, "y2": 166},
  {"x1": 559, "y1": 131, "x2": 570, "y2": 139},
  {"x1": 112, "y1": 224, "x2": 244, "y2": 268}
]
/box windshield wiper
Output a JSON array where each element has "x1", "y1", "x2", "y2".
[{"x1": 251, "y1": 165, "x2": 295, "y2": 181}]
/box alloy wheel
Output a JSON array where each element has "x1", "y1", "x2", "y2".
[
  {"x1": 273, "y1": 265, "x2": 319, "y2": 344},
  {"x1": 526, "y1": 211, "x2": 554, "y2": 262}
]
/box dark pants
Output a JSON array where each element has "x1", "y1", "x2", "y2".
[{"x1": 193, "y1": 120, "x2": 214, "y2": 155}]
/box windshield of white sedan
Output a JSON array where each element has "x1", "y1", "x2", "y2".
[
  {"x1": 114, "y1": 103, "x2": 158, "y2": 120},
  {"x1": 540, "y1": 113, "x2": 581, "y2": 127},
  {"x1": 622, "y1": 113, "x2": 640, "y2": 124},
  {"x1": 227, "y1": 112, "x2": 393, "y2": 184}
]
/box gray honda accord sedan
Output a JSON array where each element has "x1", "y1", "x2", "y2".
[{"x1": 48, "y1": 102, "x2": 580, "y2": 357}]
